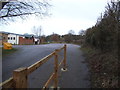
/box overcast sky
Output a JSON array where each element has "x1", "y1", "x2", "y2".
[{"x1": 0, "y1": 0, "x2": 111, "y2": 35}]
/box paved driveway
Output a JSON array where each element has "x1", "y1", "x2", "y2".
[{"x1": 2, "y1": 44, "x2": 90, "y2": 88}]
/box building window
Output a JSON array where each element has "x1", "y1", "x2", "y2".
[
  {"x1": 13, "y1": 37, "x2": 15, "y2": 40},
  {"x1": 11, "y1": 37, "x2": 12, "y2": 40},
  {"x1": 8, "y1": 37, "x2": 10, "y2": 40}
]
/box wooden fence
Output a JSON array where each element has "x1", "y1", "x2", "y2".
[{"x1": 0, "y1": 44, "x2": 67, "y2": 89}]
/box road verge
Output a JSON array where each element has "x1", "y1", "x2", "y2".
[
  {"x1": 2, "y1": 48, "x2": 18, "y2": 56},
  {"x1": 80, "y1": 45, "x2": 118, "y2": 88}
]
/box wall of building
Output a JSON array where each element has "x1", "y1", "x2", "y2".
[
  {"x1": 8, "y1": 34, "x2": 19, "y2": 44},
  {"x1": 19, "y1": 36, "x2": 34, "y2": 45},
  {"x1": 0, "y1": 33, "x2": 8, "y2": 45},
  {"x1": 0, "y1": 33, "x2": 2, "y2": 45},
  {"x1": 2, "y1": 33, "x2": 8, "y2": 43}
]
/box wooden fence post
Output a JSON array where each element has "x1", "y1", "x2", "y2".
[
  {"x1": 63, "y1": 44, "x2": 67, "y2": 70},
  {"x1": 54, "y1": 49, "x2": 58, "y2": 89},
  {"x1": 13, "y1": 67, "x2": 28, "y2": 88}
]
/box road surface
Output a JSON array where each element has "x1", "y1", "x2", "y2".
[{"x1": 2, "y1": 44, "x2": 90, "y2": 88}]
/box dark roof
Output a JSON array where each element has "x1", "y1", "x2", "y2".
[
  {"x1": 23, "y1": 34, "x2": 34, "y2": 37},
  {"x1": 0, "y1": 31, "x2": 10, "y2": 34},
  {"x1": 0, "y1": 31, "x2": 19, "y2": 35},
  {"x1": 0, "y1": 31, "x2": 34, "y2": 37}
]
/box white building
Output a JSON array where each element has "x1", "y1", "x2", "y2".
[{"x1": 8, "y1": 33, "x2": 19, "y2": 44}]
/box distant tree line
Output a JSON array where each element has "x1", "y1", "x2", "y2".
[
  {"x1": 85, "y1": 1, "x2": 120, "y2": 52},
  {"x1": 43, "y1": 30, "x2": 85, "y2": 44}
]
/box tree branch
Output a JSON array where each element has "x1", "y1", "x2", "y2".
[{"x1": 0, "y1": 0, "x2": 51, "y2": 21}]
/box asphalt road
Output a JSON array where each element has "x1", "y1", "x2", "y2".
[{"x1": 2, "y1": 44, "x2": 90, "y2": 88}]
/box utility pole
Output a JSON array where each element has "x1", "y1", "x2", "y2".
[{"x1": 39, "y1": 25, "x2": 42, "y2": 44}]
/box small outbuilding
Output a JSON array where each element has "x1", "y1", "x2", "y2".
[
  {"x1": 19, "y1": 34, "x2": 34, "y2": 45},
  {"x1": 8, "y1": 33, "x2": 19, "y2": 45}
]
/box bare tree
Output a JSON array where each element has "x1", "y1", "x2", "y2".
[
  {"x1": 79, "y1": 30, "x2": 85, "y2": 36},
  {"x1": 32, "y1": 25, "x2": 42, "y2": 37},
  {"x1": 68, "y1": 30, "x2": 75, "y2": 35},
  {"x1": 0, "y1": 0, "x2": 51, "y2": 21}
]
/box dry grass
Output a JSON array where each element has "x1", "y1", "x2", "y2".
[{"x1": 81, "y1": 46, "x2": 119, "y2": 88}]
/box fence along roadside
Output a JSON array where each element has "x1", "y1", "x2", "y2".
[{"x1": 0, "y1": 44, "x2": 67, "y2": 89}]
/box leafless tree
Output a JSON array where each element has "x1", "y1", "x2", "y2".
[
  {"x1": 78, "y1": 30, "x2": 85, "y2": 36},
  {"x1": 68, "y1": 30, "x2": 75, "y2": 35},
  {"x1": 0, "y1": 0, "x2": 51, "y2": 21},
  {"x1": 32, "y1": 25, "x2": 42, "y2": 37}
]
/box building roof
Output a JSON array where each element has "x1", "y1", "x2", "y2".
[
  {"x1": 0, "y1": 31, "x2": 34, "y2": 38},
  {"x1": 0, "y1": 31, "x2": 10, "y2": 34},
  {"x1": 0, "y1": 31, "x2": 20, "y2": 35},
  {"x1": 23, "y1": 34, "x2": 34, "y2": 38}
]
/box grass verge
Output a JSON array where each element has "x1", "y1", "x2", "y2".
[
  {"x1": 2, "y1": 48, "x2": 18, "y2": 56},
  {"x1": 80, "y1": 46, "x2": 118, "y2": 88}
]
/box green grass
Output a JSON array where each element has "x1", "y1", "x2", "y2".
[
  {"x1": 2, "y1": 48, "x2": 18, "y2": 56},
  {"x1": 41, "y1": 42, "x2": 51, "y2": 44}
]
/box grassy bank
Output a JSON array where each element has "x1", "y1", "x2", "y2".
[
  {"x1": 2, "y1": 48, "x2": 18, "y2": 56},
  {"x1": 81, "y1": 46, "x2": 118, "y2": 88}
]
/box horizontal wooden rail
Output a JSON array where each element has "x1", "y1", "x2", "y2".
[
  {"x1": 0, "y1": 77, "x2": 14, "y2": 88},
  {"x1": 0, "y1": 44, "x2": 67, "y2": 89},
  {"x1": 57, "y1": 47, "x2": 65, "y2": 51},
  {"x1": 27, "y1": 52, "x2": 55, "y2": 74},
  {"x1": 42, "y1": 47, "x2": 65, "y2": 89}
]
